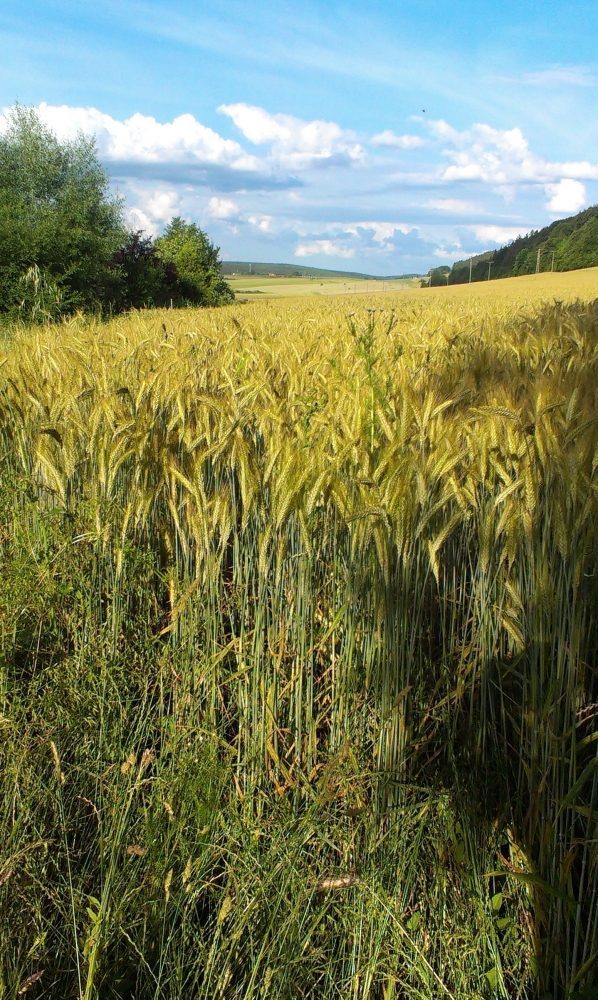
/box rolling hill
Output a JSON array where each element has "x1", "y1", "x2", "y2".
[
  {"x1": 437, "y1": 205, "x2": 598, "y2": 285},
  {"x1": 221, "y1": 261, "x2": 419, "y2": 280}
]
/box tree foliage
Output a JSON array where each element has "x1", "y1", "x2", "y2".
[
  {"x1": 0, "y1": 106, "x2": 234, "y2": 321},
  {"x1": 110, "y1": 231, "x2": 178, "y2": 310},
  {"x1": 155, "y1": 218, "x2": 234, "y2": 306},
  {"x1": 0, "y1": 105, "x2": 125, "y2": 318},
  {"x1": 448, "y1": 206, "x2": 598, "y2": 284}
]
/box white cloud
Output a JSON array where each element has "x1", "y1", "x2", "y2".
[
  {"x1": 367, "y1": 222, "x2": 403, "y2": 244},
  {"x1": 523, "y1": 66, "x2": 597, "y2": 87},
  {"x1": 219, "y1": 102, "x2": 364, "y2": 169},
  {"x1": 427, "y1": 198, "x2": 478, "y2": 213},
  {"x1": 291, "y1": 220, "x2": 414, "y2": 255},
  {"x1": 425, "y1": 119, "x2": 598, "y2": 188},
  {"x1": 3, "y1": 102, "x2": 261, "y2": 172},
  {"x1": 127, "y1": 206, "x2": 155, "y2": 235},
  {"x1": 207, "y1": 196, "x2": 239, "y2": 219},
  {"x1": 125, "y1": 187, "x2": 183, "y2": 235},
  {"x1": 470, "y1": 224, "x2": 527, "y2": 244},
  {"x1": 436, "y1": 123, "x2": 533, "y2": 184},
  {"x1": 544, "y1": 179, "x2": 587, "y2": 215},
  {"x1": 545, "y1": 161, "x2": 598, "y2": 180},
  {"x1": 4, "y1": 100, "x2": 595, "y2": 272},
  {"x1": 342, "y1": 221, "x2": 413, "y2": 243},
  {"x1": 371, "y1": 130, "x2": 426, "y2": 149},
  {"x1": 247, "y1": 214, "x2": 274, "y2": 232},
  {"x1": 295, "y1": 240, "x2": 355, "y2": 258}
]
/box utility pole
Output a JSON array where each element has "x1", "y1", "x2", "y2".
[
  {"x1": 469, "y1": 259, "x2": 473, "y2": 283},
  {"x1": 551, "y1": 250, "x2": 555, "y2": 272},
  {"x1": 535, "y1": 249, "x2": 541, "y2": 274},
  {"x1": 487, "y1": 261, "x2": 493, "y2": 281}
]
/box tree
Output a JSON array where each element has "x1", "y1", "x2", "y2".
[
  {"x1": 427, "y1": 265, "x2": 450, "y2": 287},
  {"x1": 555, "y1": 216, "x2": 598, "y2": 271},
  {"x1": 111, "y1": 231, "x2": 178, "y2": 310},
  {"x1": 513, "y1": 248, "x2": 533, "y2": 275},
  {"x1": 155, "y1": 217, "x2": 234, "y2": 307},
  {"x1": 0, "y1": 105, "x2": 125, "y2": 319}
]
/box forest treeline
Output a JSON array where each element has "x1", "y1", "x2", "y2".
[
  {"x1": 0, "y1": 105, "x2": 233, "y2": 321},
  {"x1": 427, "y1": 204, "x2": 598, "y2": 286}
]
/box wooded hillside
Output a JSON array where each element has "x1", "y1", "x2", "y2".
[{"x1": 432, "y1": 205, "x2": 598, "y2": 285}]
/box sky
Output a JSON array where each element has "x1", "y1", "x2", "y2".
[{"x1": 1, "y1": 0, "x2": 597, "y2": 274}]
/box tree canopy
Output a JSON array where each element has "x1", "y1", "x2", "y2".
[
  {"x1": 0, "y1": 106, "x2": 234, "y2": 320},
  {"x1": 155, "y1": 218, "x2": 234, "y2": 307},
  {"x1": 0, "y1": 105, "x2": 125, "y2": 318},
  {"x1": 446, "y1": 205, "x2": 598, "y2": 285}
]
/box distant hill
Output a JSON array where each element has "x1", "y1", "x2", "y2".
[
  {"x1": 222, "y1": 261, "x2": 419, "y2": 280},
  {"x1": 438, "y1": 205, "x2": 598, "y2": 286}
]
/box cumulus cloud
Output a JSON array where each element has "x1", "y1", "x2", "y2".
[
  {"x1": 344, "y1": 221, "x2": 411, "y2": 239},
  {"x1": 471, "y1": 224, "x2": 527, "y2": 244},
  {"x1": 125, "y1": 188, "x2": 183, "y2": 236},
  {"x1": 340, "y1": 221, "x2": 413, "y2": 252},
  {"x1": 207, "y1": 196, "x2": 239, "y2": 219},
  {"x1": 424, "y1": 119, "x2": 598, "y2": 188},
  {"x1": 544, "y1": 179, "x2": 587, "y2": 214},
  {"x1": 295, "y1": 240, "x2": 355, "y2": 258},
  {"x1": 433, "y1": 248, "x2": 459, "y2": 260},
  {"x1": 291, "y1": 220, "x2": 415, "y2": 255},
  {"x1": 5, "y1": 100, "x2": 594, "y2": 272},
  {"x1": 219, "y1": 103, "x2": 364, "y2": 169},
  {"x1": 371, "y1": 130, "x2": 426, "y2": 149},
  {"x1": 26, "y1": 102, "x2": 260, "y2": 172},
  {"x1": 247, "y1": 214, "x2": 274, "y2": 232},
  {"x1": 0, "y1": 101, "x2": 308, "y2": 195}
]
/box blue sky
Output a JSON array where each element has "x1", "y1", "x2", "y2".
[{"x1": 1, "y1": 0, "x2": 597, "y2": 273}]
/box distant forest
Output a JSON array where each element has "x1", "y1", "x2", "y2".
[{"x1": 428, "y1": 205, "x2": 598, "y2": 286}]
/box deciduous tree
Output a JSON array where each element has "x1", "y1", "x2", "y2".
[{"x1": 0, "y1": 105, "x2": 125, "y2": 319}]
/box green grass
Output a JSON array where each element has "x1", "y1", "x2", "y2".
[{"x1": 0, "y1": 490, "x2": 536, "y2": 999}]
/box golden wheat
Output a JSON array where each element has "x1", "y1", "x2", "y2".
[{"x1": 1, "y1": 276, "x2": 597, "y2": 994}]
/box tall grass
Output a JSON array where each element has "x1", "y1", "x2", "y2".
[{"x1": 0, "y1": 288, "x2": 596, "y2": 998}]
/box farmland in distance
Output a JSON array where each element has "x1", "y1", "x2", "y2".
[{"x1": 228, "y1": 273, "x2": 420, "y2": 299}]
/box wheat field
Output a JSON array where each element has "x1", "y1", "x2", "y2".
[{"x1": 0, "y1": 273, "x2": 596, "y2": 999}]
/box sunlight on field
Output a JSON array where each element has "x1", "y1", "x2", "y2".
[
  {"x1": 1, "y1": 268, "x2": 596, "y2": 998},
  {"x1": 422, "y1": 265, "x2": 598, "y2": 303},
  {"x1": 227, "y1": 265, "x2": 598, "y2": 304},
  {"x1": 228, "y1": 274, "x2": 420, "y2": 298}
]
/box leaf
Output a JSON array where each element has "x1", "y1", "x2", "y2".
[
  {"x1": 491, "y1": 892, "x2": 503, "y2": 912},
  {"x1": 485, "y1": 967, "x2": 499, "y2": 989},
  {"x1": 557, "y1": 758, "x2": 598, "y2": 815}
]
